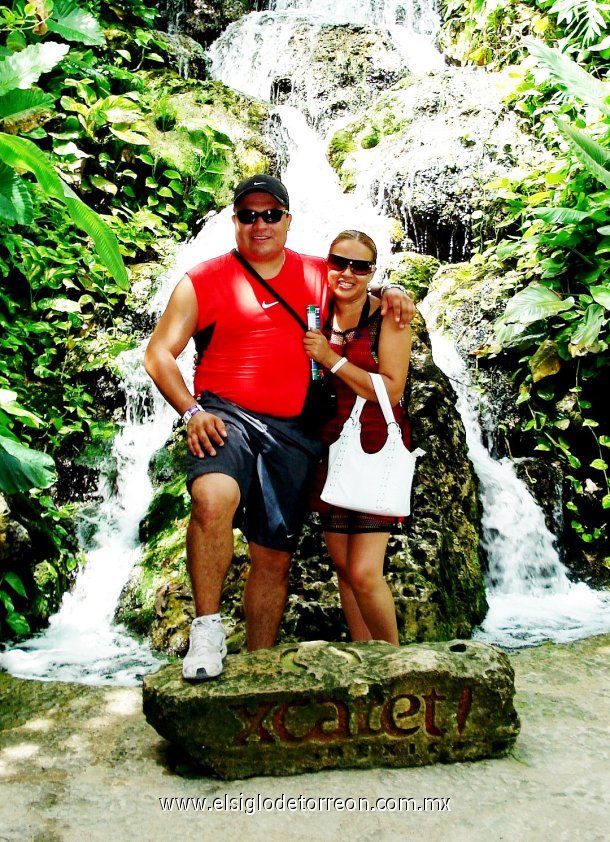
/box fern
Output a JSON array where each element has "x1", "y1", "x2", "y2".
[
  {"x1": 546, "y1": 0, "x2": 610, "y2": 46},
  {"x1": 525, "y1": 37, "x2": 610, "y2": 116}
]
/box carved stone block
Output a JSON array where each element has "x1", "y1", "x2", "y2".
[{"x1": 142, "y1": 639, "x2": 519, "y2": 778}]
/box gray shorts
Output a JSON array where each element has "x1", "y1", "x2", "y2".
[{"x1": 186, "y1": 391, "x2": 323, "y2": 552}]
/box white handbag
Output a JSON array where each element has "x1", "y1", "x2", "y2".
[{"x1": 320, "y1": 372, "x2": 425, "y2": 517}]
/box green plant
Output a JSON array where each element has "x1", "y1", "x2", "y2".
[{"x1": 477, "y1": 38, "x2": 610, "y2": 558}]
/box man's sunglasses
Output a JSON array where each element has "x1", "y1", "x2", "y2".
[
  {"x1": 235, "y1": 208, "x2": 289, "y2": 224},
  {"x1": 327, "y1": 253, "x2": 376, "y2": 276}
]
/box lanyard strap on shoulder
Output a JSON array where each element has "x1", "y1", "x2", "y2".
[{"x1": 231, "y1": 248, "x2": 307, "y2": 331}]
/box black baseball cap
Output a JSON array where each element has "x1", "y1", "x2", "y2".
[{"x1": 233, "y1": 174, "x2": 290, "y2": 209}]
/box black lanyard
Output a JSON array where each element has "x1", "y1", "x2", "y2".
[{"x1": 231, "y1": 249, "x2": 308, "y2": 331}]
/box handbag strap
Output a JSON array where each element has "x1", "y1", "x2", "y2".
[
  {"x1": 369, "y1": 372, "x2": 399, "y2": 429},
  {"x1": 344, "y1": 374, "x2": 394, "y2": 429},
  {"x1": 231, "y1": 248, "x2": 308, "y2": 331}
]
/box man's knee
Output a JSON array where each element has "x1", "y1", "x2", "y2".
[
  {"x1": 249, "y1": 543, "x2": 292, "y2": 581},
  {"x1": 190, "y1": 473, "x2": 240, "y2": 525}
]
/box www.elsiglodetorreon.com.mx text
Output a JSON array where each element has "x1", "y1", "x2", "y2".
[{"x1": 158, "y1": 794, "x2": 451, "y2": 814}]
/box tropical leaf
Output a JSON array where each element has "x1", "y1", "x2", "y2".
[
  {"x1": 555, "y1": 118, "x2": 610, "y2": 189},
  {"x1": 569, "y1": 303, "x2": 606, "y2": 355},
  {"x1": 0, "y1": 134, "x2": 128, "y2": 286},
  {"x1": 0, "y1": 89, "x2": 54, "y2": 123},
  {"x1": 0, "y1": 161, "x2": 33, "y2": 225},
  {"x1": 0, "y1": 433, "x2": 56, "y2": 494},
  {"x1": 0, "y1": 43, "x2": 70, "y2": 97},
  {"x1": 493, "y1": 318, "x2": 546, "y2": 349},
  {"x1": 2, "y1": 571, "x2": 27, "y2": 598},
  {"x1": 504, "y1": 283, "x2": 575, "y2": 325},
  {"x1": 529, "y1": 339, "x2": 562, "y2": 382},
  {"x1": 108, "y1": 126, "x2": 149, "y2": 144},
  {"x1": 534, "y1": 206, "x2": 593, "y2": 225},
  {"x1": 47, "y1": 0, "x2": 106, "y2": 46},
  {"x1": 92, "y1": 95, "x2": 143, "y2": 125},
  {"x1": 5, "y1": 611, "x2": 30, "y2": 635},
  {"x1": 547, "y1": 0, "x2": 610, "y2": 45},
  {"x1": 0, "y1": 132, "x2": 64, "y2": 199},
  {"x1": 525, "y1": 37, "x2": 610, "y2": 116},
  {"x1": 62, "y1": 183, "x2": 129, "y2": 288},
  {"x1": 548, "y1": 0, "x2": 608, "y2": 46},
  {"x1": 0, "y1": 390, "x2": 43, "y2": 428},
  {"x1": 590, "y1": 284, "x2": 610, "y2": 308}
]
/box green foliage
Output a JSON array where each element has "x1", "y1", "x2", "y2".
[
  {"x1": 470, "y1": 34, "x2": 610, "y2": 560},
  {"x1": 0, "y1": 42, "x2": 70, "y2": 95},
  {"x1": 0, "y1": 570, "x2": 30, "y2": 635},
  {"x1": 47, "y1": 0, "x2": 106, "y2": 45},
  {"x1": 0, "y1": 0, "x2": 234, "y2": 638},
  {"x1": 440, "y1": 0, "x2": 610, "y2": 67}
]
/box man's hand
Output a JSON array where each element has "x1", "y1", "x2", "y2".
[
  {"x1": 380, "y1": 287, "x2": 416, "y2": 328},
  {"x1": 186, "y1": 410, "x2": 228, "y2": 458}
]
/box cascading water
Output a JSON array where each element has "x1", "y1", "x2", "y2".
[
  {"x1": 1, "y1": 0, "x2": 607, "y2": 686},
  {"x1": 0, "y1": 343, "x2": 170, "y2": 685},
  {"x1": 423, "y1": 324, "x2": 610, "y2": 647},
  {"x1": 208, "y1": 0, "x2": 444, "y2": 110},
  {"x1": 272, "y1": 0, "x2": 444, "y2": 73}
]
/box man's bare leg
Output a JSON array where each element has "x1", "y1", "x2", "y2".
[
  {"x1": 187, "y1": 472, "x2": 241, "y2": 616},
  {"x1": 244, "y1": 541, "x2": 292, "y2": 650}
]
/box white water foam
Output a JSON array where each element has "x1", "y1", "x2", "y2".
[
  {"x1": 0, "y1": 348, "x2": 170, "y2": 685},
  {"x1": 424, "y1": 324, "x2": 610, "y2": 648}
]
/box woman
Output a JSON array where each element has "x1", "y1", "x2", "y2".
[{"x1": 303, "y1": 230, "x2": 412, "y2": 645}]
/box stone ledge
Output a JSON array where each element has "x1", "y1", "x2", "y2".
[{"x1": 142, "y1": 639, "x2": 519, "y2": 779}]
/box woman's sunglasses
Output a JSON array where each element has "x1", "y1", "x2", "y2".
[
  {"x1": 327, "y1": 253, "x2": 376, "y2": 276},
  {"x1": 235, "y1": 208, "x2": 289, "y2": 224}
]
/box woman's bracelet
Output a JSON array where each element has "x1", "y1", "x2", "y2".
[{"x1": 330, "y1": 356, "x2": 348, "y2": 374}]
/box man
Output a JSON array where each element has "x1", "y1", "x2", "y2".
[{"x1": 144, "y1": 174, "x2": 415, "y2": 680}]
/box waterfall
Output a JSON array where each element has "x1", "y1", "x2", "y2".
[
  {"x1": 208, "y1": 0, "x2": 444, "y2": 110},
  {"x1": 423, "y1": 324, "x2": 610, "y2": 647},
  {"x1": 0, "y1": 345, "x2": 169, "y2": 685},
  {"x1": 1, "y1": 0, "x2": 607, "y2": 686}
]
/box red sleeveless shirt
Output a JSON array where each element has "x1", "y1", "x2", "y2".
[{"x1": 187, "y1": 249, "x2": 329, "y2": 417}]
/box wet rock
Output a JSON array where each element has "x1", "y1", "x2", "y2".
[
  {"x1": 423, "y1": 260, "x2": 610, "y2": 586},
  {"x1": 0, "y1": 494, "x2": 31, "y2": 565},
  {"x1": 330, "y1": 68, "x2": 551, "y2": 260},
  {"x1": 210, "y1": 15, "x2": 410, "y2": 132},
  {"x1": 152, "y1": 30, "x2": 210, "y2": 79},
  {"x1": 167, "y1": 0, "x2": 256, "y2": 46},
  {"x1": 142, "y1": 638, "x2": 519, "y2": 778}
]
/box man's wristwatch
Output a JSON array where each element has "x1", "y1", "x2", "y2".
[{"x1": 182, "y1": 403, "x2": 204, "y2": 424}]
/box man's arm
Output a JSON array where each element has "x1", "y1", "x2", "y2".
[
  {"x1": 144, "y1": 276, "x2": 200, "y2": 413},
  {"x1": 143, "y1": 275, "x2": 227, "y2": 457},
  {"x1": 368, "y1": 280, "x2": 416, "y2": 327}
]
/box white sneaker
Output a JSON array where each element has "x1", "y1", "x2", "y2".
[{"x1": 182, "y1": 616, "x2": 227, "y2": 681}]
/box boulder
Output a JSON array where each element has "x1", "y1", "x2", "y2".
[{"x1": 142, "y1": 638, "x2": 519, "y2": 778}]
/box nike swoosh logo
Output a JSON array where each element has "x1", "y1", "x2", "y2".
[{"x1": 262, "y1": 301, "x2": 279, "y2": 309}]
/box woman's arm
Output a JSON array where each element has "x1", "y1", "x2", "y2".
[{"x1": 303, "y1": 310, "x2": 411, "y2": 405}]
